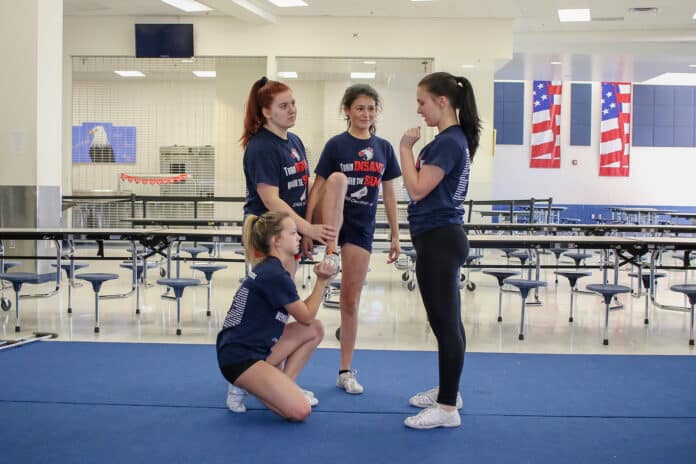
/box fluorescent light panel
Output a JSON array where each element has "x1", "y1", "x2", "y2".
[
  {"x1": 460, "y1": 64, "x2": 475, "y2": 68},
  {"x1": 550, "y1": 61, "x2": 562, "y2": 65},
  {"x1": 363, "y1": 61, "x2": 377, "y2": 64},
  {"x1": 558, "y1": 8, "x2": 591, "y2": 22},
  {"x1": 351, "y1": 72, "x2": 375, "y2": 79},
  {"x1": 267, "y1": 0, "x2": 308, "y2": 7},
  {"x1": 193, "y1": 71, "x2": 216, "y2": 77},
  {"x1": 160, "y1": 0, "x2": 212, "y2": 13},
  {"x1": 114, "y1": 71, "x2": 145, "y2": 77},
  {"x1": 278, "y1": 71, "x2": 298, "y2": 78}
]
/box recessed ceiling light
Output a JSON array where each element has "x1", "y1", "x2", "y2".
[
  {"x1": 193, "y1": 71, "x2": 216, "y2": 77},
  {"x1": 411, "y1": 0, "x2": 434, "y2": 2},
  {"x1": 460, "y1": 64, "x2": 475, "y2": 68},
  {"x1": 688, "y1": 64, "x2": 696, "y2": 68},
  {"x1": 160, "y1": 0, "x2": 212, "y2": 13},
  {"x1": 351, "y1": 72, "x2": 376, "y2": 79},
  {"x1": 363, "y1": 61, "x2": 377, "y2": 64},
  {"x1": 267, "y1": 0, "x2": 307, "y2": 6},
  {"x1": 114, "y1": 71, "x2": 145, "y2": 77},
  {"x1": 181, "y1": 58, "x2": 195, "y2": 63},
  {"x1": 551, "y1": 61, "x2": 562, "y2": 65},
  {"x1": 278, "y1": 71, "x2": 298, "y2": 78},
  {"x1": 558, "y1": 8, "x2": 591, "y2": 22},
  {"x1": 693, "y1": 12, "x2": 696, "y2": 20}
]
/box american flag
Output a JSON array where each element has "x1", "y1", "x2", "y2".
[
  {"x1": 599, "y1": 82, "x2": 631, "y2": 177},
  {"x1": 530, "y1": 80, "x2": 562, "y2": 169}
]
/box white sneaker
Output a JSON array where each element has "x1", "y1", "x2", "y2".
[
  {"x1": 409, "y1": 386, "x2": 463, "y2": 409},
  {"x1": 336, "y1": 370, "x2": 364, "y2": 394},
  {"x1": 226, "y1": 384, "x2": 247, "y2": 413},
  {"x1": 404, "y1": 405, "x2": 461, "y2": 430},
  {"x1": 302, "y1": 389, "x2": 319, "y2": 407}
]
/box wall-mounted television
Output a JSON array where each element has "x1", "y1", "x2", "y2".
[{"x1": 135, "y1": 24, "x2": 194, "y2": 58}]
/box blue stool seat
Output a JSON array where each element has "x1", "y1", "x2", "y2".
[
  {"x1": 157, "y1": 278, "x2": 200, "y2": 335},
  {"x1": 483, "y1": 270, "x2": 520, "y2": 322},
  {"x1": 120, "y1": 260, "x2": 159, "y2": 278},
  {"x1": 483, "y1": 270, "x2": 520, "y2": 286},
  {"x1": 671, "y1": 284, "x2": 696, "y2": 305},
  {"x1": 503, "y1": 278, "x2": 547, "y2": 340},
  {"x1": 51, "y1": 262, "x2": 88, "y2": 279},
  {"x1": 190, "y1": 264, "x2": 228, "y2": 281},
  {"x1": 0, "y1": 272, "x2": 56, "y2": 332},
  {"x1": 565, "y1": 252, "x2": 593, "y2": 267},
  {"x1": 504, "y1": 278, "x2": 547, "y2": 298},
  {"x1": 628, "y1": 271, "x2": 667, "y2": 289},
  {"x1": 201, "y1": 243, "x2": 215, "y2": 255},
  {"x1": 2, "y1": 260, "x2": 21, "y2": 272},
  {"x1": 181, "y1": 246, "x2": 208, "y2": 259},
  {"x1": 670, "y1": 284, "x2": 696, "y2": 346},
  {"x1": 549, "y1": 248, "x2": 567, "y2": 259},
  {"x1": 76, "y1": 273, "x2": 119, "y2": 292},
  {"x1": 586, "y1": 283, "x2": 631, "y2": 345},
  {"x1": 76, "y1": 273, "x2": 120, "y2": 334},
  {"x1": 555, "y1": 270, "x2": 592, "y2": 288},
  {"x1": 586, "y1": 283, "x2": 631, "y2": 304},
  {"x1": 157, "y1": 278, "x2": 200, "y2": 297}
]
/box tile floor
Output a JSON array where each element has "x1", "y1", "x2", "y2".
[{"x1": 2, "y1": 245, "x2": 695, "y2": 356}]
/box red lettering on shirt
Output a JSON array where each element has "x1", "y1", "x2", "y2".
[
  {"x1": 364, "y1": 175, "x2": 380, "y2": 188},
  {"x1": 353, "y1": 161, "x2": 384, "y2": 172}
]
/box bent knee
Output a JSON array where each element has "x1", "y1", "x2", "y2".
[
  {"x1": 286, "y1": 402, "x2": 312, "y2": 422},
  {"x1": 326, "y1": 172, "x2": 348, "y2": 190},
  {"x1": 310, "y1": 319, "x2": 325, "y2": 341}
]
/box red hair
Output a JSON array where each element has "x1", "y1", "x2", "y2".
[{"x1": 240, "y1": 77, "x2": 291, "y2": 148}]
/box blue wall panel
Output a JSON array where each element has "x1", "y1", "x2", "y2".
[
  {"x1": 570, "y1": 83, "x2": 591, "y2": 146},
  {"x1": 494, "y1": 82, "x2": 524, "y2": 145}
]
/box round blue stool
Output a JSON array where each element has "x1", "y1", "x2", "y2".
[
  {"x1": 120, "y1": 261, "x2": 159, "y2": 314},
  {"x1": 565, "y1": 252, "x2": 593, "y2": 268},
  {"x1": 0, "y1": 272, "x2": 54, "y2": 332},
  {"x1": 555, "y1": 271, "x2": 592, "y2": 323},
  {"x1": 482, "y1": 270, "x2": 519, "y2": 322},
  {"x1": 157, "y1": 278, "x2": 200, "y2": 335},
  {"x1": 586, "y1": 283, "x2": 631, "y2": 345},
  {"x1": 190, "y1": 264, "x2": 228, "y2": 316},
  {"x1": 628, "y1": 271, "x2": 667, "y2": 324},
  {"x1": 51, "y1": 262, "x2": 89, "y2": 314},
  {"x1": 181, "y1": 246, "x2": 209, "y2": 261},
  {"x1": 503, "y1": 278, "x2": 547, "y2": 340},
  {"x1": 76, "y1": 273, "x2": 119, "y2": 333},
  {"x1": 548, "y1": 248, "x2": 567, "y2": 283},
  {"x1": 669, "y1": 284, "x2": 696, "y2": 346}
]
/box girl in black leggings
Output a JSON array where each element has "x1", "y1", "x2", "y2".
[{"x1": 399, "y1": 72, "x2": 481, "y2": 429}]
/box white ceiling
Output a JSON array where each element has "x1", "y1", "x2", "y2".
[{"x1": 63, "y1": 0, "x2": 696, "y2": 81}]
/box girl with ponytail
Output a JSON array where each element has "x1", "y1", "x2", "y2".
[
  {"x1": 241, "y1": 76, "x2": 338, "y2": 255},
  {"x1": 398, "y1": 72, "x2": 482, "y2": 429},
  {"x1": 217, "y1": 212, "x2": 338, "y2": 420}
]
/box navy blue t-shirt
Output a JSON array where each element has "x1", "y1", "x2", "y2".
[
  {"x1": 243, "y1": 128, "x2": 309, "y2": 217},
  {"x1": 216, "y1": 256, "x2": 299, "y2": 364},
  {"x1": 408, "y1": 125, "x2": 470, "y2": 237},
  {"x1": 315, "y1": 132, "x2": 401, "y2": 236}
]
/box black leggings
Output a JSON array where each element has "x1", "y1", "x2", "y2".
[{"x1": 412, "y1": 224, "x2": 469, "y2": 406}]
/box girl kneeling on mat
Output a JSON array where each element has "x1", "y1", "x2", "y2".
[{"x1": 216, "y1": 212, "x2": 338, "y2": 421}]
